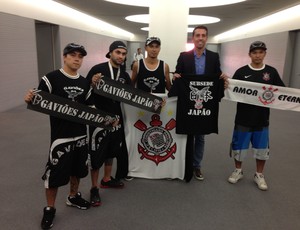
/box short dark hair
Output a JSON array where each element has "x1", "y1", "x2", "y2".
[{"x1": 192, "y1": 25, "x2": 208, "y2": 37}]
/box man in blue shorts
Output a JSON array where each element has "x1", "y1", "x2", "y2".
[{"x1": 227, "y1": 41, "x2": 285, "y2": 190}]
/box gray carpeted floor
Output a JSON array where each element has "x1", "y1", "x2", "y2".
[{"x1": 0, "y1": 100, "x2": 299, "y2": 230}]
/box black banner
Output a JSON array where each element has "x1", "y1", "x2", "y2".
[
  {"x1": 93, "y1": 77, "x2": 163, "y2": 113},
  {"x1": 27, "y1": 90, "x2": 117, "y2": 130}
]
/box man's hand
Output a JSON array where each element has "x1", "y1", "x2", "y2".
[
  {"x1": 220, "y1": 73, "x2": 229, "y2": 89},
  {"x1": 112, "y1": 119, "x2": 120, "y2": 127},
  {"x1": 171, "y1": 72, "x2": 181, "y2": 82},
  {"x1": 24, "y1": 89, "x2": 35, "y2": 103},
  {"x1": 91, "y1": 73, "x2": 102, "y2": 86},
  {"x1": 161, "y1": 98, "x2": 166, "y2": 107}
]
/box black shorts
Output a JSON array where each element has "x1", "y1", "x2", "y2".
[
  {"x1": 89, "y1": 125, "x2": 124, "y2": 170},
  {"x1": 42, "y1": 135, "x2": 89, "y2": 188}
]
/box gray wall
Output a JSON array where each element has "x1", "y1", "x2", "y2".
[
  {"x1": 59, "y1": 26, "x2": 127, "y2": 77},
  {"x1": 35, "y1": 22, "x2": 60, "y2": 80},
  {"x1": 0, "y1": 13, "x2": 38, "y2": 112},
  {"x1": 0, "y1": 12, "x2": 126, "y2": 112},
  {"x1": 289, "y1": 30, "x2": 300, "y2": 88},
  {"x1": 219, "y1": 32, "x2": 290, "y2": 85}
]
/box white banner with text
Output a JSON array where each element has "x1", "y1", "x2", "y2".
[{"x1": 224, "y1": 79, "x2": 300, "y2": 112}]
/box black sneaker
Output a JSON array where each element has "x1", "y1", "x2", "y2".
[
  {"x1": 100, "y1": 177, "x2": 124, "y2": 189},
  {"x1": 66, "y1": 192, "x2": 91, "y2": 210},
  {"x1": 90, "y1": 187, "x2": 101, "y2": 207},
  {"x1": 41, "y1": 206, "x2": 56, "y2": 230}
]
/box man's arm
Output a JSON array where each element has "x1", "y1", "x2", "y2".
[
  {"x1": 273, "y1": 68, "x2": 285, "y2": 87},
  {"x1": 131, "y1": 61, "x2": 139, "y2": 87},
  {"x1": 172, "y1": 53, "x2": 185, "y2": 82},
  {"x1": 133, "y1": 53, "x2": 137, "y2": 61},
  {"x1": 164, "y1": 63, "x2": 171, "y2": 91}
]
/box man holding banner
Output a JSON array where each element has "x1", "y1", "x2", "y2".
[
  {"x1": 227, "y1": 41, "x2": 285, "y2": 191},
  {"x1": 25, "y1": 43, "x2": 92, "y2": 229},
  {"x1": 172, "y1": 25, "x2": 227, "y2": 182},
  {"x1": 86, "y1": 41, "x2": 131, "y2": 206},
  {"x1": 131, "y1": 36, "x2": 171, "y2": 93}
]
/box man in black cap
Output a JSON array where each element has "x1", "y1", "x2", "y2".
[
  {"x1": 63, "y1": 42, "x2": 87, "y2": 56},
  {"x1": 131, "y1": 36, "x2": 171, "y2": 93},
  {"x1": 86, "y1": 41, "x2": 131, "y2": 206},
  {"x1": 227, "y1": 41, "x2": 285, "y2": 191},
  {"x1": 25, "y1": 43, "x2": 91, "y2": 229}
]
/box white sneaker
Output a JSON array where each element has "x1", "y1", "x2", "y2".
[
  {"x1": 254, "y1": 173, "x2": 268, "y2": 191},
  {"x1": 228, "y1": 169, "x2": 243, "y2": 184},
  {"x1": 124, "y1": 176, "x2": 134, "y2": 181}
]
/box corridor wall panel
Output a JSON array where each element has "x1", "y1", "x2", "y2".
[{"x1": 0, "y1": 12, "x2": 38, "y2": 112}]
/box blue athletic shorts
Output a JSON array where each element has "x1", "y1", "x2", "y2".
[{"x1": 231, "y1": 125, "x2": 269, "y2": 161}]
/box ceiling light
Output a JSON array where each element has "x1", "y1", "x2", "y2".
[
  {"x1": 214, "y1": 4, "x2": 300, "y2": 42},
  {"x1": 188, "y1": 15, "x2": 220, "y2": 24},
  {"x1": 105, "y1": 0, "x2": 245, "y2": 8},
  {"x1": 141, "y1": 27, "x2": 198, "y2": 33},
  {"x1": 126, "y1": 15, "x2": 149, "y2": 24},
  {"x1": 126, "y1": 14, "x2": 220, "y2": 25},
  {"x1": 2, "y1": 0, "x2": 134, "y2": 40}
]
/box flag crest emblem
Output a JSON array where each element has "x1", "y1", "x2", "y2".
[{"x1": 134, "y1": 114, "x2": 177, "y2": 165}]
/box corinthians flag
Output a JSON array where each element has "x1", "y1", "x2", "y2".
[{"x1": 122, "y1": 97, "x2": 187, "y2": 180}]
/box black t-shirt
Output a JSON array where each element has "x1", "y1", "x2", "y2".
[
  {"x1": 233, "y1": 64, "x2": 285, "y2": 127},
  {"x1": 38, "y1": 69, "x2": 92, "y2": 141},
  {"x1": 168, "y1": 74, "x2": 224, "y2": 135}
]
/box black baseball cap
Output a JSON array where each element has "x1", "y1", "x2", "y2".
[
  {"x1": 106, "y1": 41, "x2": 127, "y2": 58},
  {"x1": 63, "y1": 43, "x2": 87, "y2": 56},
  {"x1": 249, "y1": 41, "x2": 267, "y2": 52},
  {"x1": 145, "y1": 37, "x2": 161, "y2": 46}
]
